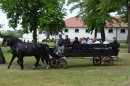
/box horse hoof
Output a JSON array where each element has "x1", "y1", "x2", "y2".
[
  {"x1": 32, "y1": 66, "x2": 36, "y2": 70},
  {"x1": 21, "y1": 68, "x2": 24, "y2": 70},
  {"x1": 7, "y1": 67, "x2": 10, "y2": 69},
  {"x1": 46, "y1": 67, "x2": 49, "y2": 70}
]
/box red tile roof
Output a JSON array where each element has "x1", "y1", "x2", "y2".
[
  {"x1": 65, "y1": 17, "x2": 128, "y2": 28},
  {"x1": 65, "y1": 17, "x2": 85, "y2": 28}
]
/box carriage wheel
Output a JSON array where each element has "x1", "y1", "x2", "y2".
[
  {"x1": 104, "y1": 56, "x2": 114, "y2": 66},
  {"x1": 93, "y1": 56, "x2": 102, "y2": 65},
  {"x1": 49, "y1": 58, "x2": 57, "y2": 68},
  {"x1": 56, "y1": 58, "x2": 67, "y2": 69}
]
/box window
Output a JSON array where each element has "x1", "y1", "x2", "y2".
[
  {"x1": 65, "y1": 29, "x2": 68, "y2": 33},
  {"x1": 108, "y1": 29, "x2": 113, "y2": 33},
  {"x1": 85, "y1": 29, "x2": 88, "y2": 33},
  {"x1": 121, "y1": 29, "x2": 125, "y2": 33},
  {"x1": 75, "y1": 29, "x2": 79, "y2": 33}
]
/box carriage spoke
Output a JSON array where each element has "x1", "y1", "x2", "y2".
[
  {"x1": 56, "y1": 58, "x2": 67, "y2": 69},
  {"x1": 104, "y1": 56, "x2": 114, "y2": 66},
  {"x1": 93, "y1": 56, "x2": 102, "y2": 65}
]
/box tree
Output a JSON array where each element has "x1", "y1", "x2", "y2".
[
  {"x1": 0, "y1": 23, "x2": 6, "y2": 64},
  {"x1": 67, "y1": 0, "x2": 112, "y2": 41},
  {"x1": 0, "y1": 0, "x2": 66, "y2": 43},
  {"x1": 98, "y1": 0, "x2": 130, "y2": 53},
  {"x1": 0, "y1": 48, "x2": 6, "y2": 64}
]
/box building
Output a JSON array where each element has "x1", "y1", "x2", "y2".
[
  {"x1": 22, "y1": 16, "x2": 128, "y2": 42},
  {"x1": 63, "y1": 17, "x2": 128, "y2": 41},
  {"x1": 23, "y1": 32, "x2": 55, "y2": 42}
]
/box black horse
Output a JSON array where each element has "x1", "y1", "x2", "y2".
[{"x1": 2, "y1": 36, "x2": 50, "y2": 70}]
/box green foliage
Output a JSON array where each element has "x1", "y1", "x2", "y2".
[
  {"x1": 42, "y1": 38, "x2": 55, "y2": 43},
  {"x1": 97, "y1": 0, "x2": 130, "y2": 52},
  {"x1": 0, "y1": 0, "x2": 66, "y2": 42},
  {"x1": 5, "y1": 30, "x2": 23, "y2": 38},
  {"x1": 67, "y1": 0, "x2": 107, "y2": 41},
  {"x1": 0, "y1": 32, "x2": 4, "y2": 38}
]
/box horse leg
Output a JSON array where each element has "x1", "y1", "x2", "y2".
[
  {"x1": 19, "y1": 56, "x2": 24, "y2": 70},
  {"x1": 43, "y1": 57, "x2": 50, "y2": 70},
  {"x1": 33, "y1": 56, "x2": 40, "y2": 70},
  {"x1": 17, "y1": 57, "x2": 21, "y2": 66},
  {"x1": 17, "y1": 59, "x2": 21, "y2": 65},
  {"x1": 8, "y1": 54, "x2": 16, "y2": 69}
]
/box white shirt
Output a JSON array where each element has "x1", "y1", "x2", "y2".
[
  {"x1": 94, "y1": 41, "x2": 101, "y2": 44},
  {"x1": 81, "y1": 40, "x2": 87, "y2": 44},
  {"x1": 103, "y1": 41, "x2": 110, "y2": 44},
  {"x1": 87, "y1": 39, "x2": 93, "y2": 44}
]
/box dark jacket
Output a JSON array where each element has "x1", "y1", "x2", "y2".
[
  {"x1": 72, "y1": 40, "x2": 80, "y2": 46},
  {"x1": 112, "y1": 40, "x2": 118, "y2": 49},
  {"x1": 58, "y1": 38, "x2": 64, "y2": 47},
  {"x1": 63, "y1": 38, "x2": 70, "y2": 47}
]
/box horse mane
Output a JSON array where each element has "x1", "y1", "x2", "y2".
[{"x1": 9, "y1": 36, "x2": 23, "y2": 43}]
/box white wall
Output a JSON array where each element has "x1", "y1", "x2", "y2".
[
  {"x1": 23, "y1": 32, "x2": 56, "y2": 42},
  {"x1": 62, "y1": 27, "x2": 127, "y2": 41},
  {"x1": 22, "y1": 27, "x2": 128, "y2": 42},
  {"x1": 105, "y1": 27, "x2": 128, "y2": 41},
  {"x1": 23, "y1": 33, "x2": 33, "y2": 42},
  {"x1": 62, "y1": 28, "x2": 96, "y2": 39}
]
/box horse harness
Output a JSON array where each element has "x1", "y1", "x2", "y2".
[{"x1": 16, "y1": 43, "x2": 38, "y2": 54}]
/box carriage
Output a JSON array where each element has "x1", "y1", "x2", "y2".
[
  {"x1": 49, "y1": 43, "x2": 120, "y2": 69},
  {"x1": 2, "y1": 36, "x2": 120, "y2": 70}
]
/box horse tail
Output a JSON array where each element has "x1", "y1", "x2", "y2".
[{"x1": 44, "y1": 44, "x2": 50, "y2": 56}]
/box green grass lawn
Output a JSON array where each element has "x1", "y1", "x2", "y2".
[{"x1": 0, "y1": 43, "x2": 130, "y2": 86}]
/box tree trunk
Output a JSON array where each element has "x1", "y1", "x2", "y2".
[
  {"x1": 126, "y1": 35, "x2": 128, "y2": 44},
  {"x1": 0, "y1": 48, "x2": 6, "y2": 64},
  {"x1": 127, "y1": 2, "x2": 130, "y2": 53},
  {"x1": 46, "y1": 32, "x2": 50, "y2": 39},
  {"x1": 101, "y1": 28, "x2": 105, "y2": 42},
  {"x1": 33, "y1": 28, "x2": 37, "y2": 43},
  {"x1": 94, "y1": 28, "x2": 97, "y2": 38}
]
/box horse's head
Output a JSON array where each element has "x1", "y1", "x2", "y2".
[{"x1": 2, "y1": 36, "x2": 12, "y2": 47}]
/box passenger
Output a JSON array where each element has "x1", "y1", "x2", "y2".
[
  {"x1": 87, "y1": 38, "x2": 93, "y2": 44},
  {"x1": 86, "y1": 37, "x2": 90, "y2": 42},
  {"x1": 103, "y1": 38, "x2": 110, "y2": 49},
  {"x1": 72, "y1": 37, "x2": 80, "y2": 46},
  {"x1": 58, "y1": 35, "x2": 70, "y2": 55},
  {"x1": 94, "y1": 39, "x2": 101, "y2": 44},
  {"x1": 53, "y1": 34, "x2": 64, "y2": 53},
  {"x1": 93, "y1": 37, "x2": 97, "y2": 42},
  {"x1": 81, "y1": 37, "x2": 87, "y2": 44},
  {"x1": 103, "y1": 38, "x2": 110, "y2": 44},
  {"x1": 112, "y1": 37, "x2": 118, "y2": 49},
  {"x1": 112, "y1": 37, "x2": 118, "y2": 45},
  {"x1": 79, "y1": 38, "x2": 82, "y2": 43},
  {"x1": 105, "y1": 37, "x2": 109, "y2": 42}
]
